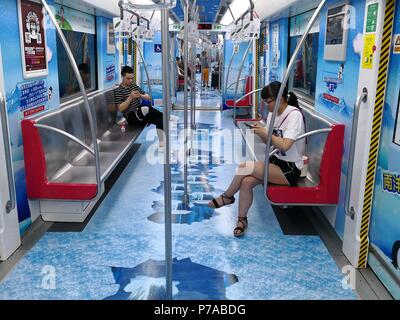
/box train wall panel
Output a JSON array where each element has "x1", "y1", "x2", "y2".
[
  {"x1": 314, "y1": 0, "x2": 366, "y2": 238},
  {"x1": 0, "y1": 0, "x2": 119, "y2": 235},
  {"x1": 0, "y1": 0, "x2": 61, "y2": 234}
]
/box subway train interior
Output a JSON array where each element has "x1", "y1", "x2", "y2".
[{"x1": 0, "y1": 0, "x2": 399, "y2": 301}]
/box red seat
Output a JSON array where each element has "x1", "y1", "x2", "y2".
[
  {"x1": 267, "y1": 124, "x2": 345, "y2": 205},
  {"x1": 225, "y1": 76, "x2": 253, "y2": 107},
  {"x1": 21, "y1": 119, "x2": 97, "y2": 200}
]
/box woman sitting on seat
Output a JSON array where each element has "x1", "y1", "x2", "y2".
[{"x1": 208, "y1": 81, "x2": 305, "y2": 237}]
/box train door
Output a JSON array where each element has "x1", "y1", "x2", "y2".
[
  {"x1": 366, "y1": 0, "x2": 400, "y2": 298},
  {"x1": 342, "y1": 0, "x2": 399, "y2": 297},
  {"x1": 0, "y1": 45, "x2": 21, "y2": 261}
]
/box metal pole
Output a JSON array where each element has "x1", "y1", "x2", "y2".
[
  {"x1": 40, "y1": 0, "x2": 101, "y2": 200},
  {"x1": 263, "y1": 0, "x2": 326, "y2": 201},
  {"x1": 161, "y1": 7, "x2": 173, "y2": 300},
  {"x1": 135, "y1": 40, "x2": 153, "y2": 102},
  {"x1": 235, "y1": 88, "x2": 263, "y2": 105},
  {"x1": 0, "y1": 93, "x2": 16, "y2": 213},
  {"x1": 183, "y1": 1, "x2": 189, "y2": 206},
  {"x1": 233, "y1": 40, "x2": 252, "y2": 121},
  {"x1": 34, "y1": 124, "x2": 95, "y2": 155},
  {"x1": 224, "y1": 46, "x2": 237, "y2": 98},
  {"x1": 227, "y1": 3, "x2": 235, "y2": 21},
  {"x1": 192, "y1": 45, "x2": 197, "y2": 130},
  {"x1": 345, "y1": 88, "x2": 368, "y2": 219}
]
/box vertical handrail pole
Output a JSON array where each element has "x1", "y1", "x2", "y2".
[
  {"x1": 161, "y1": 6, "x2": 173, "y2": 300},
  {"x1": 40, "y1": 0, "x2": 101, "y2": 200},
  {"x1": 135, "y1": 39, "x2": 153, "y2": 102},
  {"x1": 345, "y1": 88, "x2": 368, "y2": 219},
  {"x1": 233, "y1": 40, "x2": 252, "y2": 121},
  {"x1": 224, "y1": 48, "x2": 238, "y2": 100},
  {"x1": 263, "y1": 0, "x2": 326, "y2": 200},
  {"x1": 192, "y1": 44, "x2": 197, "y2": 130},
  {"x1": 0, "y1": 93, "x2": 16, "y2": 213},
  {"x1": 183, "y1": 0, "x2": 190, "y2": 205}
]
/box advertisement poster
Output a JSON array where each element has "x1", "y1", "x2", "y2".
[
  {"x1": 269, "y1": 19, "x2": 288, "y2": 83},
  {"x1": 395, "y1": 91, "x2": 400, "y2": 146},
  {"x1": 53, "y1": 3, "x2": 95, "y2": 34},
  {"x1": 18, "y1": 0, "x2": 48, "y2": 79},
  {"x1": 271, "y1": 24, "x2": 279, "y2": 68},
  {"x1": 107, "y1": 22, "x2": 116, "y2": 54},
  {"x1": 106, "y1": 64, "x2": 115, "y2": 82},
  {"x1": 264, "y1": 22, "x2": 270, "y2": 87},
  {"x1": 144, "y1": 32, "x2": 163, "y2": 99},
  {"x1": 223, "y1": 41, "x2": 253, "y2": 99},
  {"x1": 18, "y1": 80, "x2": 49, "y2": 117}
]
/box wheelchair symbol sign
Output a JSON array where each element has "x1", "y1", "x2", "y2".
[{"x1": 154, "y1": 44, "x2": 162, "y2": 53}]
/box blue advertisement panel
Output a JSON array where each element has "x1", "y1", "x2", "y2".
[
  {"x1": 369, "y1": 0, "x2": 400, "y2": 298},
  {"x1": 0, "y1": 0, "x2": 60, "y2": 234},
  {"x1": 269, "y1": 18, "x2": 289, "y2": 83},
  {"x1": 97, "y1": 16, "x2": 119, "y2": 90},
  {"x1": 223, "y1": 40, "x2": 253, "y2": 100},
  {"x1": 314, "y1": 0, "x2": 365, "y2": 237},
  {"x1": 143, "y1": 31, "x2": 163, "y2": 100}
]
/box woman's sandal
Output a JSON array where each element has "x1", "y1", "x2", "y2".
[
  {"x1": 233, "y1": 217, "x2": 248, "y2": 237},
  {"x1": 208, "y1": 193, "x2": 235, "y2": 209}
]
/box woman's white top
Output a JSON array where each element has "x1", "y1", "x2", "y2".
[{"x1": 265, "y1": 105, "x2": 305, "y2": 169}]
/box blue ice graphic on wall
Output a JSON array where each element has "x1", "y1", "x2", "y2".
[
  {"x1": 104, "y1": 258, "x2": 238, "y2": 300},
  {"x1": 148, "y1": 122, "x2": 227, "y2": 225}
]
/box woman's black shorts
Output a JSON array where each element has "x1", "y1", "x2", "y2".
[{"x1": 269, "y1": 155, "x2": 301, "y2": 187}]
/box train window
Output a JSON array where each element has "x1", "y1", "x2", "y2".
[
  {"x1": 288, "y1": 10, "x2": 320, "y2": 101},
  {"x1": 288, "y1": 32, "x2": 319, "y2": 100},
  {"x1": 56, "y1": 30, "x2": 97, "y2": 101}
]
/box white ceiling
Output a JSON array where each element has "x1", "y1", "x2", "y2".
[{"x1": 79, "y1": 0, "x2": 321, "y2": 22}]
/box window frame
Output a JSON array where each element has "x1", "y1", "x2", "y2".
[
  {"x1": 287, "y1": 8, "x2": 320, "y2": 105},
  {"x1": 56, "y1": 10, "x2": 98, "y2": 104}
]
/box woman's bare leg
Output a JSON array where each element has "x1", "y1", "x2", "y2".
[
  {"x1": 238, "y1": 176, "x2": 262, "y2": 218},
  {"x1": 209, "y1": 160, "x2": 289, "y2": 208},
  {"x1": 268, "y1": 163, "x2": 290, "y2": 185},
  {"x1": 224, "y1": 161, "x2": 263, "y2": 197}
]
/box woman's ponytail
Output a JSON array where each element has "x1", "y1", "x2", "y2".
[{"x1": 287, "y1": 91, "x2": 300, "y2": 109}]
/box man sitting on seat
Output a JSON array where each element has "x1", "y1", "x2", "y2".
[{"x1": 114, "y1": 66, "x2": 164, "y2": 147}]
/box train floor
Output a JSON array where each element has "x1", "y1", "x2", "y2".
[{"x1": 0, "y1": 107, "x2": 365, "y2": 300}]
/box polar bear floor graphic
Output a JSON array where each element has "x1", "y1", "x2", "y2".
[{"x1": 104, "y1": 258, "x2": 238, "y2": 300}]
